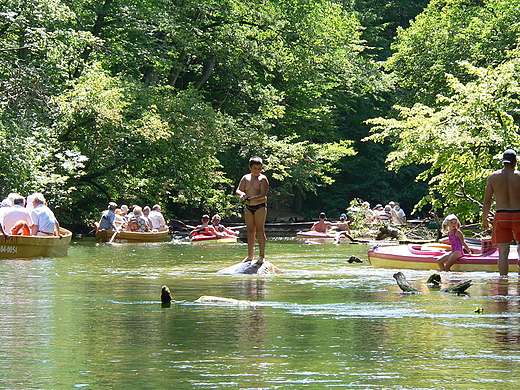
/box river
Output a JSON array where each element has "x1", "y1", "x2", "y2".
[{"x1": 1, "y1": 236, "x2": 520, "y2": 389}]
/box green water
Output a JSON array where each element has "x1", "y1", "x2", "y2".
[{"x1": 1, "y1": 237, "x2": 520, "y2": 389}]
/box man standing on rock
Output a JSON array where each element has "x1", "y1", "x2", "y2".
[{"x1": 483, "y1": 149, "x2": 520, "y2": 276}]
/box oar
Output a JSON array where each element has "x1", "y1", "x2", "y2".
[
  {"x1": 169, "y1": 219, "x2": 196, "y2": 230},
  {"x1": 108, "y1": 228, "x2": 120, "y2": 244}
]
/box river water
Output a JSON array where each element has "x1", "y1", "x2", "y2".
[{"x1": 1, "y1": 236, "x2": 520, "y2": 389}]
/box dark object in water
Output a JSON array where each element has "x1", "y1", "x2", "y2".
[
  {"x1": 393, "y1": 272, "x2": 419, "y2": 293},
  {"x1": 347, "y1": 255, "x2": 362, "y2": 263},
  {"x1": 426, "y1": 273, "x2": 441, "y2": 287},
  {"x1": 375, "y1": 225, "x2": 400, "y2": 240},
  {"x1": 161, "y1": 285, "x2": 172, "y2": 303}
]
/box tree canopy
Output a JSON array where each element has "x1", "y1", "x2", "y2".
[{"x1": 368, "y1": 0, "x2": 520, "y2": 221}]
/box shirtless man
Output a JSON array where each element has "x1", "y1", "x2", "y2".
[
  {"x1": 310, "y1": 212, "x2": 333, "y2": 233},
  {"x1": 483, "y1": 149, "x2": 520, "y2": 276},
  {"x1": 236, "y1": 156, "x2": 269, "y2": 265}
]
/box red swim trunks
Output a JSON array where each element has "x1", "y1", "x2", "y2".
[{"x1": 492, "y1": 211, "x2": 520, "y2": 244}]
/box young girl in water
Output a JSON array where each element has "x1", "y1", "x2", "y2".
[{"x1": 437, "y1": 214, "x2": 472, "y2": 271}]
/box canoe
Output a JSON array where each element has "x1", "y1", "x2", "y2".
[
  {"x1": 0, "y1": 228, "x2": 72, "y2": 258},
  {"x1": 190, "y1": 234, "x2": 238, "y2": 244},
  {"x1": 367, "y1": 242, "x2": 516, "y2": 272},
  {"x1": 296, "y1": 230, "x2": 348, "y2": 243},
  {"x1": 95, "y1": 229, "x2": 169, "y2": 243}
]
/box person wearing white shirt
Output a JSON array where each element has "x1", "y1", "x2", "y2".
[
  {"x1": 3, "y1": 194, "x2": 33, "y2": 234},
  {"x1": 30, "y1": 193, "x2": 60, "y2": 236},
  {"x1": 148, "y1": 204, "x2": 168, "y2": 231}
]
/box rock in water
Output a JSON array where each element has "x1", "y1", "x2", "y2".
[{"x1": 217, "y1": 260, "x2": 283, "y2": 274}]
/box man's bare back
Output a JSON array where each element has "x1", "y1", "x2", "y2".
[{"x1": 484, "y1": 167, "x2": 520, "y2": 212}]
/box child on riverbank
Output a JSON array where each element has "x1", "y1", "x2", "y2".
[
  {"x1": 437, "y1": 214, "x2": 472, "y2": 271},
  {"x1": 236, "y1": 156, "x2": 269, "y2": 265}
]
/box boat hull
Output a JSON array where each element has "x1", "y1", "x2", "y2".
[
  {"x1": 95, "y1": 230, "x2": 169, "y2": 243},
  {"x1": 296, "y1": 230, "x2": 346, "y2": 243},
  {"x1": 190, "y1": 234, "x2": 238, "y2": 244},
  {"x1": 368, "y1": 243, "x2": 515, "y2": 272},
  {"x1": 0, "y1": 228, "x2": 72, "y2": 258}
]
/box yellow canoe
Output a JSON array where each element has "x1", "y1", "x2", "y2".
[
  {"x1": 0, "y1": 228, "x2": 72, "y2": 258},
  {"x1": 95, "y1": 229, "x2": 169, "y2": 243}
]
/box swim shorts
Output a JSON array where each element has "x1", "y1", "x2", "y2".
[{"x1": 492, "y1": 210, "x2": 520, "y2": 244}]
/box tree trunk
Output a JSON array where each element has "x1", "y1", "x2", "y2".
[{"x1": 393, "y1": 272, "x2": 419, "y2": 293}]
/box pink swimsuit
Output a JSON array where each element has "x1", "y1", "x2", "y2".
[{"x1": 448, "y1": 230, "x2": 464, "y2": 253}]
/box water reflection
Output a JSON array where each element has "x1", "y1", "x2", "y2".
[
  {"x1": 2, "y1": 239, "x2": 520, "y2": 388},
  {"x1": 492, "y1": 278, "x2": 520, "y2": 347}
]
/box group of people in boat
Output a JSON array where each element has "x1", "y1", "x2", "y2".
[
  {"x1": 369, "y1": 202, "x2": 406, "y2": 225},
  {"x1": 98, "y1": 202, "x2": 167, "y2": 233},
  {"x1": 189, "y1": 214, "x2": 239, "y2": 238},
  {"x1": 0, "y1": 192, "x2": 61, "y2": 237}
]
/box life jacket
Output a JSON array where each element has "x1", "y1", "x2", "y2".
[{"x1": 10, "y1": 220, "x2": 31, "y2": 236}]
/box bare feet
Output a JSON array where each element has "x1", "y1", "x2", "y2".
[
  {"x1": 242, "y1": 257, "x2": 252, "y2": 263},
  {"x1": 251, "y1": 257, "x2": 264, "y2": 266}
]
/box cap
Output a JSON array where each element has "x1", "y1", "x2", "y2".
[
  {"x1": 108, "y1": 202, "x2": 118, "y2": 209},
  {"x1": 319, "y1": 212, "x2": 326, "y2": 219},
  {"x1": 340, "y1": 213, "x2": 347, "y2": 218},
  {"x1": 202, "y1": 214, "x2": 210, "y2": 220},
  {"x1": 503, "y1": 149, "x2": 517, "y2": 164}
]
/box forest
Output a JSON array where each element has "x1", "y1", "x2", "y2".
[{"x1": 2, "y1": 0, "x2": 520, "y2": 232}]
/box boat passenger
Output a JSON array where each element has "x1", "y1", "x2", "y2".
[
  {"x1": 0, "y1": 199, "x2": 11, "y2": 235},
  {"x1": 379, "y1": 205, "x2": 392, "y2": 222},
  {"x1": 142, "y1": 206, "x2": 154, "y2": 231},
  {"x1": 114, "y1": 208, "x2": 127, "y2": 230},
  {"x1": 149, "y1": 204, "x2": 168, "y2": 231},
  {"x1": 189, "y1": 215, "x2": 218, "y2": 237},
  {"x1": 330, "y1": 213, "x2": 351, "y2": 233},
  {"x1": 437, "y1": 214, "x2": 472, "y2": 272},
  {"x1": 30, "y1": 193, "x2": 61, "y2": 236},
  {"x1": 132, "y1": 206, "x2": 150, "y2": 232},
  {"x1": 211, "y1": 214, "x2": 238, "y2": 236},
  {"x1": 391, "y1": 204, "x2": 407, "y2": 225},
  {"x1": 310, "y1": 212, "x2": 333, "y2": 233},
  {"x1": 3, "y1": 194, "x2": 33, "y2": 236},
  {"x1": 99, "y1": 202, "x2": 118, "y2": 231}
]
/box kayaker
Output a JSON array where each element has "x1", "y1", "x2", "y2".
[
  {"x1": 236, "y1": 156, "x2": 269, "y2": 265},
  {"x1": 483, "y1": 149, "x2": 520, "y2": 276},
  {"x1": 310, "y1": 212, "x2": 333, "y2": 233},
  {"x1": 437, "y1": 214, "x2": 472, "y2": 272},
  {"x1": 189, "y1": 214, "x2": 218, "y2": 238},
  {"x1": 211, "y1": 214, "x2": 238, "y2": 237}
]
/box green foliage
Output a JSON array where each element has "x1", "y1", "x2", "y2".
[
  {"x1": 366, "y1": 56, "x2": 520, "y2": 220},
  {"x1": 387, "y1": 0, "x2": 520, "y2": 105},
  {"x1": 0, "y1": 0, "x2": 426, "y2": 231}
]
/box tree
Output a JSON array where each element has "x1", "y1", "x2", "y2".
[
  {"x1": 366, "y1": 56, "x2": 520, "y2": 220},
  {"x1": 386, "y1": 0, "x2": 520, "y2": 106}
]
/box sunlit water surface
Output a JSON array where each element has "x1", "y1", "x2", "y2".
[{"x1": 1, "y1": 237, "x2": 520, "y2": 389}]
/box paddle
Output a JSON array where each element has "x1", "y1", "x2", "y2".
[
  {"x1": 108, "y1": 227, "x2": 120, "y2": 244},
  {"x1": 169, "y1": 219, "x2": 196, "y2": 230}
]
